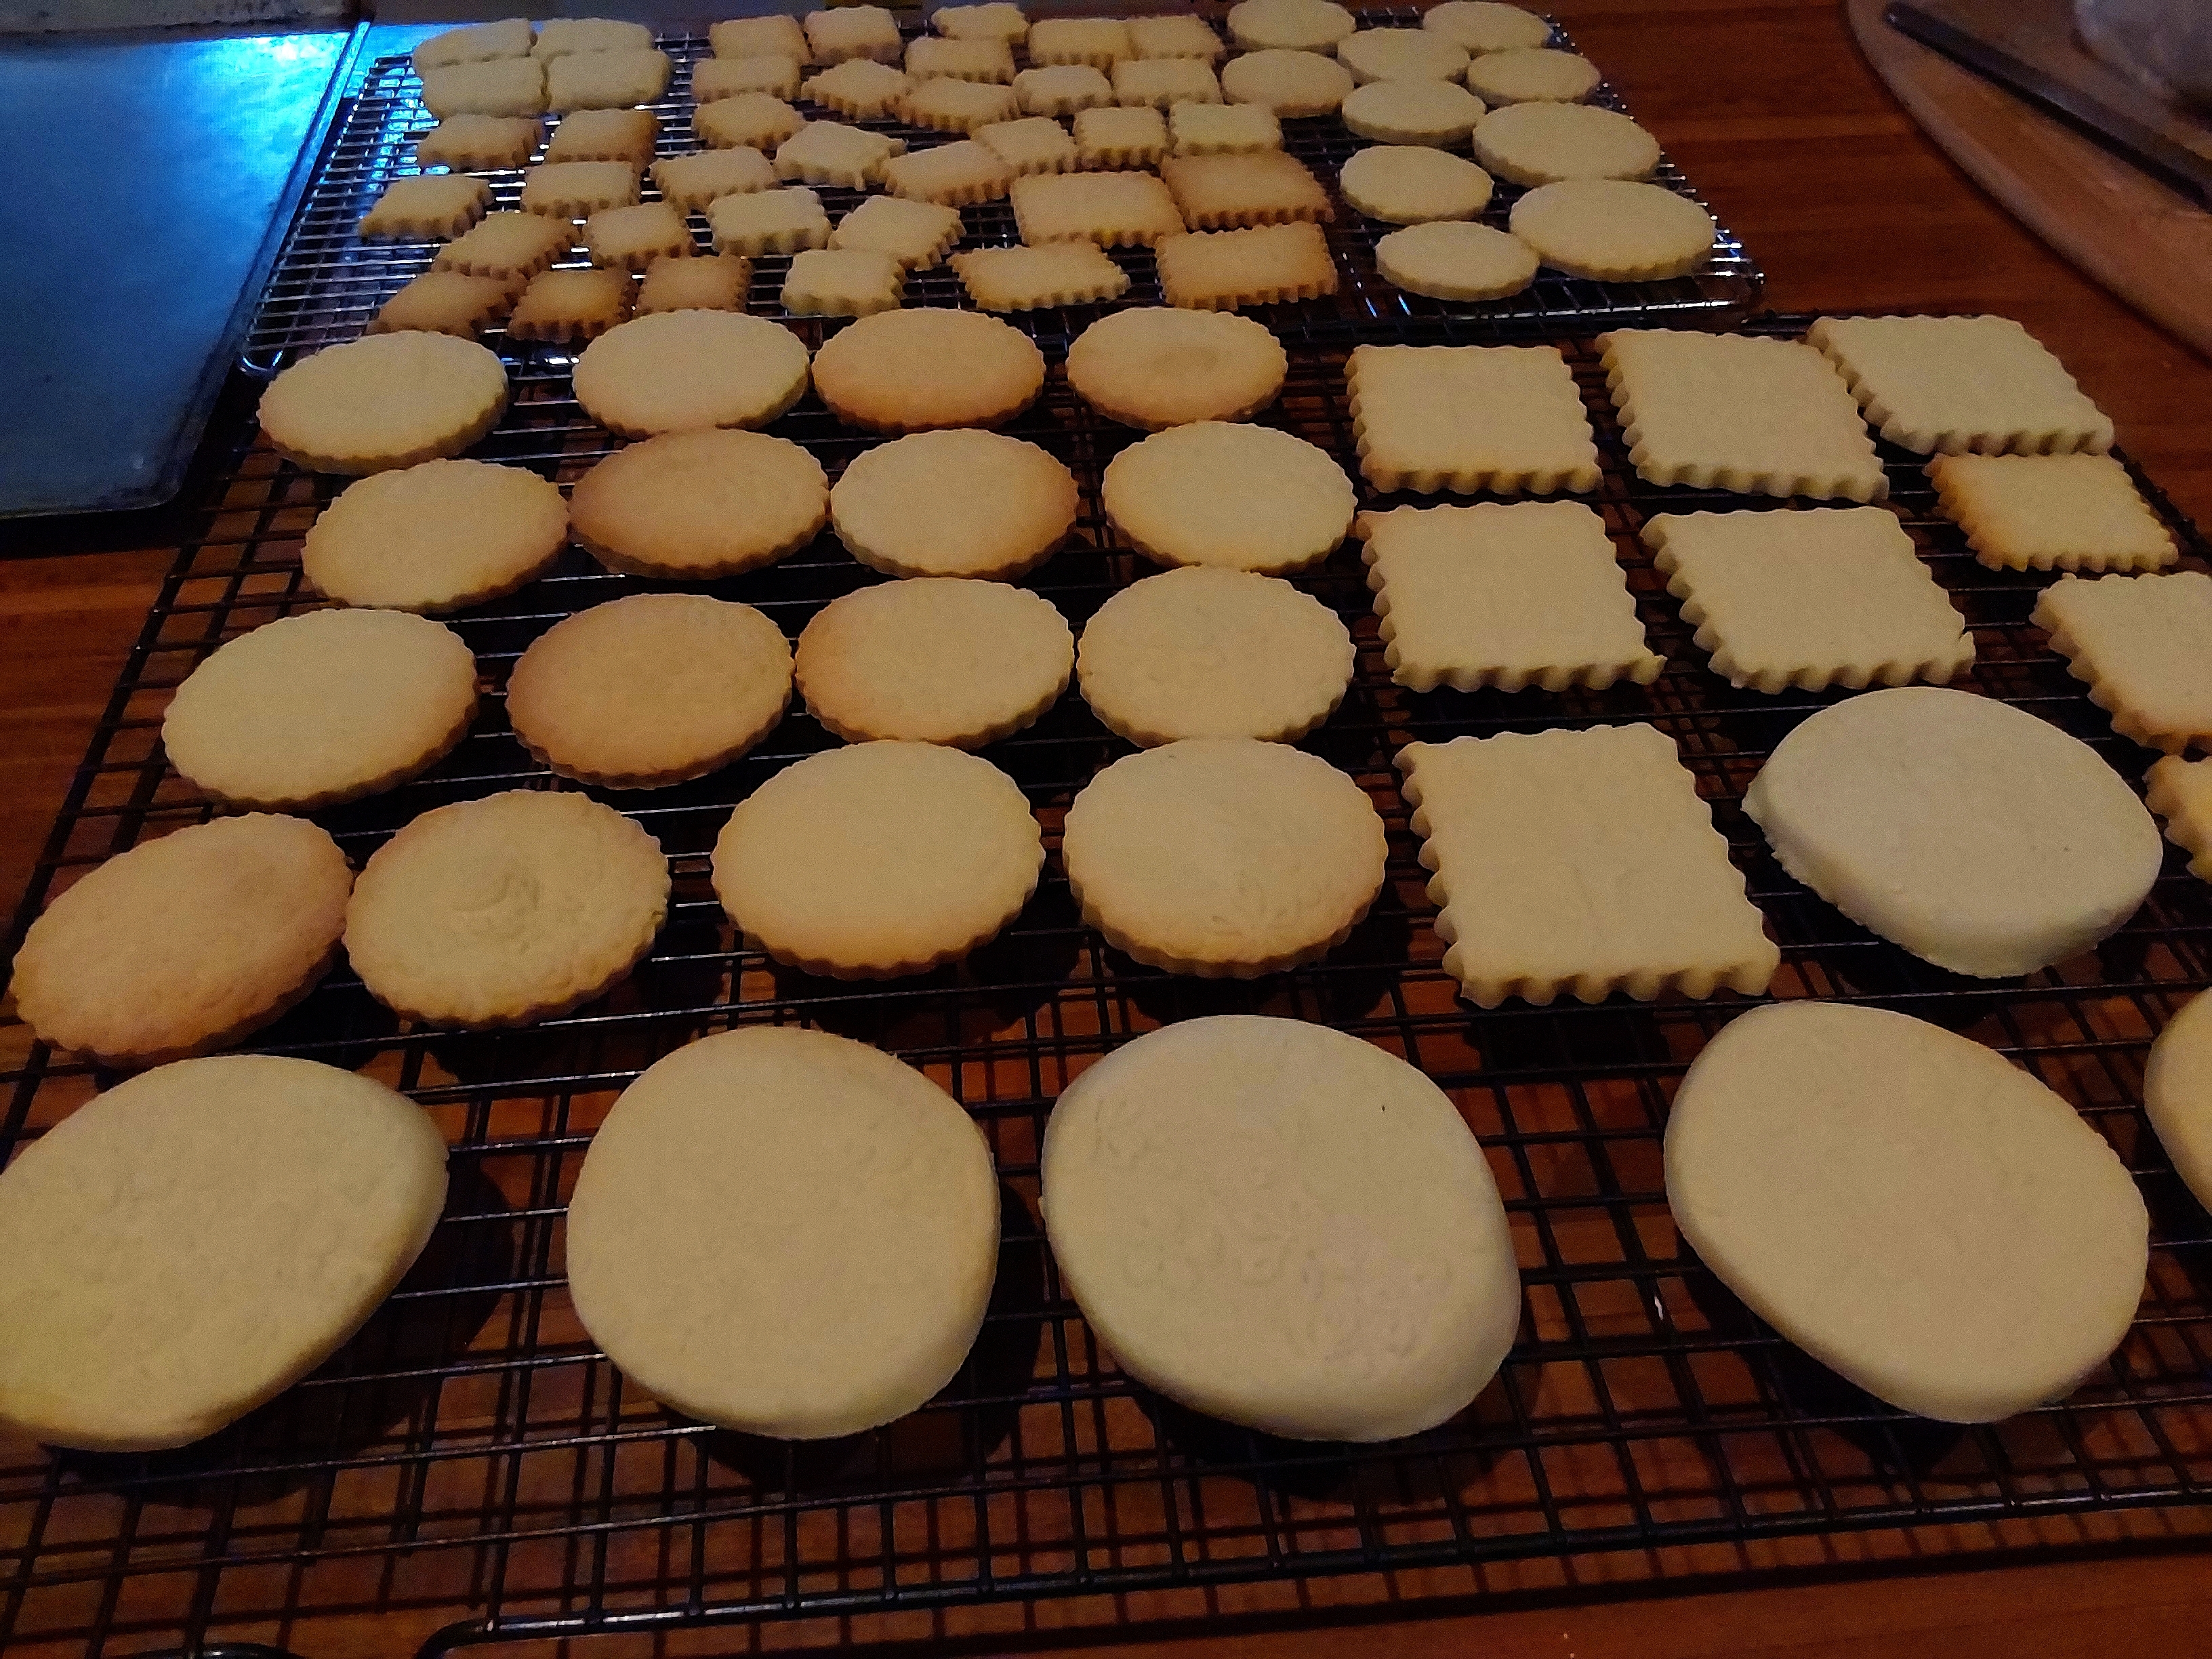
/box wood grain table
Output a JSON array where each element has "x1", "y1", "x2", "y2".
[{"x1": 4, "y1": 1, "x2": 2211, "y2": 1653}]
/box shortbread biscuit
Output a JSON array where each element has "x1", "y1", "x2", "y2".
[
  {"x1": 1029, "y1": 16, "x2": 1131, "y2": 67},
  {"x1": 795, "y1": 579, "x2": 1074, "y2": 745},
  {"x1": 1012, "y1": 170, "x2": 1183, "y2": 244},
  {"x1": 1466, "y1": 47, "x2": 1600, "y2": 104},
  {"x1": 303, "y1": 458, "x2": 568, "y2": 613},
  {"x1": 696, "y1": 91, "x2": 805, "y2": 150},
  {"x1": 1112, "y1": 57, "x2": 1221, "y2": 108},
  {"x1": 433, "y1": 209, "x2": 571, "y2": 278},
  {"x1": 907, "y1": 35, "x2": 1015, "y2": 81},
  {"x1": 416, "y1": 112, "x2": 541, "y2": 169},
  {"x1": 1339, "y1": 144, "x2": 1492, "y2": 223},
  {"x1": 1808, "y1": 313, "x2": 2116, "y2": 456},
  {"x1": 1131, "y1": 14, "x2": 1224, "y2": 60},
  {"x1": 347, "y1": 791, "x2": 668, "y2": 1027},
  {"x1": 830, "y1": 194, "x2": 965, "y2": 266},
  {"x1": 830, "y1": 428, "x2": 1077, "y2": 577},
  {"x1": 712, "y1": 741, "x2": 1044, "y2": 976},
  {"x1": 805, "y1": 5, "x2": 903, "y2": 64},
  {"x1": 1063, "y1": 738, "x2": 1386, "y2": 977},
  {"x1": 259, "y1": 332, "x2": 508, "y2": 474},
  {"x1": 1219, "y1": 47, "x2": 1353, "y2": 115},
  {"x1": 545, "y1": 48, "x2": 672, "y2": 113},
  {"x1": 1348, "y1": 342, "x2": 1599, "y2": 493},
  {"x1": 1337, "y1": 27, "x2": 1469, "y2": 84},
  {"x1": 798, "y1": 56, "x2": 912, "y2": 117},
  {"x1": 422, "y1": 56, "x2": 546, "y2": 119},
  {"x1": 712, "y1": 14, "x2": 811, "y2": 64},
  {"x1": 1170, "y1": 100, "x2": 1281, "y2": 154},
  {"x1": 1066, "y1": 306, "x2": 1286, "y2": 426},
  {"x1": 811, "y1": 306, "x2": 1044, "y2": 430},
  {"x1": 696, "y1": 52, "x2": 803, "y2": 102},
  {"x1": 1374, "y1": 220, "x2": 1537, "y2": 300},
  {"x1": 1359, "y1": 501, "x2": 1660, "y2": 692},
  {"x1": 897, "y1": 75, "x2": 1021, "y2": 132},
  {"x1": 583, "y1": 199, "x2": 691, "y2": 267},
  {"x1": 417, "y1": 16, "x2": 533, "y2": 73},
  {"x1": 1227, "y1": 0, "x2": 1355, "y2": 52},
  {"x1": 0, "y1": 1053, "x2": 447, "y2": 1453},
  {"x1": 977, "y1": 114, "x2": 1080, "y2": 173},
  {"x1": 507, "y1": 267, "x2": 634, "y2": 341},
  {"x1": 566, "y1": 1027, "x2": 998, "y2": 1439},
  {"x1": 653, "y1": 146, "x2": 776, "y2": 210},
  {"x1": 2034, "y1": 571, "x2": 2212, "y2": 754},
  {"x1": 1076, "y1": 567, "x2": 1353, "y2": 744},
  {"x1": 1155, "y1": 221, "x2": 1338, "y2": 308},
  {"x1": 367, "y1": 270, "x2": 518, "y2": 337},
  {"x1": 636, "y1": 249, "x2": 752, "y2": 312},
  {"x1": 11, "y1": 816, "x2": 351, "y2": 1067},
  {"x1": 573, "y1": 310, "x2": 811, "y2": 434},
  {"x1": 882, "y1": 139, "x2": 1015, "y2": 203},
  {"x1": 359, "y1": 173, "x2": 491, "y2": 240},
  {"x1": 571, "y1": 428, "x2": 827, "y2": 575},
  {"x1": 1073, "y1": 103, "x2": 1168, "y2": 165},
  {"x1": 507, "y1": 594, "x2": 793, "y2": 786},
  {"x1": 1424, "y1": 0, "x2": 1549, "y2": 52},
  {"x1": 951, "y1": 241, "x2": 1129, "y2": 309},
  {"x1": 1509, "y1": 178, "x2": 1715, "y2": 279},
  {"x1": 1645, "y1": 508, "x2": 1971, "y2": 692},
  {"x1": 1016, "y1": 62, "x2": 1115, "y2": 115},
  {"x1": 163, "y1": 609, "x2": 478, "y2": 808},
  {"x1": 934, "y1": 1, "x2": 1028, "y2": 43},
  {"x1": 1161, "y1": 151, "x2": 1330, "y2": 226},
  {"x1": 1472, "y1": 101, "x2": 1659, "y2": 183},
  {"x1": 1927, "y1": 453, "x2": 2177, "y2": 573},
  {"x1": 783, "y1": 245, "x2": 906, "y2": 315},
  {"x1": 709, "y1": 184, "x2": 834, "y2": 252},
  {"x1": 533, "y1": 18, "x2": 652, "y2": 58},
  {"x1": 2147, "y1": 758, "x2": 2212, "y2": 880},
  {"x1": 1743, "y1": 686, "x2": 2163, "y2": 976},
  {"x1": 1104, "y1": 421, "x2": 1354, "y2": 573},
  {"x1": 1603, "y1": 329, "x2": 1887, "y2": 499},
  {"x1": 520, "y1": 158, "x2": 640, "y2": 218},
  {"x1": 1340, "y1": 77, "x2": 1486, "y2": 146},
  {"x1": 775, "y1": 120, "x2": 905, "y2": 186},
  {"x1": 546, "y1": 106, "x2": 656, "y2": 163},
  {"x1": 1666, "y1": 1000, "x2": 2148, "y2": 1423}
]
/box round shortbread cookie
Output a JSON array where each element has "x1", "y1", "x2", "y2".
[
  {"x1": 2146, "y1": 989, "x2": 2212, "y2": 1215},
  {"x1": 570, "y1": 430, "x2": 829, "y2": 577},
  {"x1": 258, "y1": 332, "x2": 508, "y2": 474},
  {"x1": 1423, "y1": 0, "x2": 1549, "y2": 54},
  {"x1": 1103, "y1": 422, "x2": 1355, "y2": 574},
  {"x1": 1471, "y1": 100, "x2": 1660, "y2": 184},
  {"x1": 1374, "y1": 220, "x2": 1539, "y2": 300},
  {"x1": 345, "y1": 791, "x2": 670, "y2": 1027},
  {"x1": 566, "y1": 1026, "x2": 998, "y2": 1439},
  {"x1": 12, "y1": 815, "x2": 352, "y2": 1067},
  {"x1": 1465, "y1": 47, "x2": 1600, "y2": 104},
  {"x1": 1742, "y1": 687, "x2": 2163, "y2": 978},
  {"x1": 0, "y1": 1054, "x2": 447, "y2": 1452},
  {"x1": 712, "y1": 741, "x2": 1044, "y2": 977},
  {"x1": 1509, "y1": 178, "x2": 1715, "y2": 279},
  {"x1": 795, "y1": 579, "x2": 1074, "y2": 747},
  {"x1": 302, "y1": 460, "x2": 569, "y2": 613},
  {"x1": 830, "y1": 430, "x2": 1077, "y2": 579},
  {"x1": 1336, "y1": 27, "x2": 1469, "y2": 85},
  {"x1": 1340, "y1": 77, "x2": 1488, "y2": 146},
  {"x1": 1042, "y1": 1015, "x2": 1521, "y2": 1441},
  {"x1": 1219, "y1": 47, "x2": 1355, "y2": 117},
  {"x1": 1227, "y1": 0, "x2": 1355, "y2": 52},
  {"x1": 1065, "y1": 308, "x2": 1288, "y2": 430},
  {"x1": 1076, "y1": 567, "x2": 1354, "y2": 745},
  {"x1": 811, "y1": 308, "x2": 1046, "y2": 432},
  {"x1": 572, "y1": 311, "x2": 813, "y2": 438},
  {"x1": 1339, "y1": 144, "x2": 1494, "y2": 223},
  {"x1": 162, "y1": 609, "x2": 478, "y2": 811},
  {"x1": 506, "y1": 595, "x2": 794, "y2": 787},
  {"x1": 1061, "y1": 737, "x2": 1386, "y2": 976},
  {"x1": 1666, "y1": 1001, "x2": 2148, "y2": 1422}
]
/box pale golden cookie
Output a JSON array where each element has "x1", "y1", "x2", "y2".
[
  {"x1": 520, "y1": 158, "x2": 640, "y2": 218},
  {"x1": 652, "y1": 146, "x2": 775, "y2": 210},
  {"x1": 696, "y1": 91, "x2": 805, "y2": 150},
  {"x1": 1471, "y1": 101, "x2": 1660, "y2": 184},
  {"x1": 1509, "y1": 178, "x2": 1714, "y2": 279},
  {"x1": 1018, "y1": 62, "x2": 1115, "y2": 115},
  {"x1": 1340, "y1": 144, "x2": 1492, "y2": 223},
  {"x1": 258, "y1": 332, "x2": 508, "y2": 474},
  {"x1": 951, "y1": 241, "x2": 1129, "y2": 309},
  {"x1": 709, "y1": 184, "x2": 834, "y2": 253},
  {"x1": 422, "y1": 57, "x2": 546, "y2": 119},
  {"x1": 831, "y1": 429, "x2": 1077, "y2": 578},
  {"x1": 830, "y1": 194, "x2": 966, "y2": 266},
  {"x1": 977, "y1": 114, "x2": 1080, "y2": 173},
  {"x1": 811, "y1": 307, "x2": 1044, "y2": 431},
  {"x1": 782, "y1": 246, "x2": 907, "y2": 315},
  {"x1": 1340, "y1": 77, "x2": 1486, "y2": 146},
  {"x1": 2148, "y1": 758, "x2": 2212, "y2": 881},
  {"x1": 1219, "y1": 47, "x2": 1353, "y2": 115},
  {"x1": 303, "y1": 458, "x2": 568, "y2": 613},
  {"x1": 1012, "y1": 169, "x2": 1184, "y2": 244},
  {"x1": 416, "y1": 16, "x2": 533, "y2": 74},
  {"x1": 1465, "y1": 47, "x2": 1600, "y2": 104},
  {"x1": 367, "y1": 270, "x2": 518, "y2": 337},
  {"x1": 933, "y1": 2, "x2": 1028, "y2": 43},
  {"x1": 1425, "y1": 0, "x2": 1549, "y2": 52},
  {"x1": 1112, "y1": 57, "x2": 1222, "y2": 109},
  {"x1": 636, "y1": 251, "x2": 752, "y2": 313},
  {"x1": 882, "y1": 138, "x2": 1016, "y2": 203},
  {"x1": 805, "y1": 5, "x2": 903, "y2": 65},
  {"x1": 1029, "y1": 16, "x2": 1132, "y2": 67},
  {"x1": 506, "y1": 267, "x2": 633, "y2": 342},
  {"x1": 1373, "y1": 220, "x2": 1537, "y2": 300},
  {"x1": 359, "y1": 173, "x2": 491, "y2": 240},
  {"x1": 583, "y1": 200, "x2": 691, "y2": 268},
  {"x1": 776, "y1": 120, "x2": 906, "y2": 187},
  {"x1": 545, "y1": 106, "x2": 657, "y2": 163},
  {"x1": 573, "y1": 310, "x2": 812, "y2": 435},
  {"x1": 416, "y1": 112, "x2": 541, "y2": 170},
  {"x1": 1161, "y1": 151, "x2": 1330, "y2": 227},
  {"x1": 1808, "y1": 313, "x2": 2115, "y2": 457},
  {"x1": 906, "y1": 35, "x2": 1016, "y2": 81},
  {"x1": 571, "y1": 428, "x2": 827, "y2": 576},
  {"x1": 1155, "y1": 221, "x2": 1338, "y2": 308},
  {"x1": 712, "y1": 14, "x2": 811, "y2": 64},
  {"x1": 898, "y1": 75, "x2": 1021, "y2": 131},
  {"x1": 1170, "y1": 100, "x2": 1281, "y2": 154},
  {"x1": 545, "y1": 49, "x2": 672, "y2": 113},
  {"x1": 434, "y1": 209, "x2": 571, "y2": 279},
  {"x1": 1336, "y1": 27, "x2": 1469, "y2": 84},
  {"x1": 1104, "y1": 421, "x2": 1355, "y2": 573},
  {"x1": 2034, "y1": 571, "x2": 2212, "y2": 754},
  {"x1": 1065, "y1": 306, "x2": 1286, "y2": 427},
  {"x1": 1349, "y1": 342, "x2": 1599, "y2": 493},
  {"x1": 799, "y1": 56, "x2": 912, "y2": 117},
  {"x1": 533, "y1": 18, "x2": 651, "y2": 58},
  {"x1": 1227, "y1": 0, "x2": 1355, "y2": 52},
  {"x1": 1927, "y1": 453, "x2": 2177, "y2": 573},
  {"x1": 1073, "y1": 104, "x2": 1168, "y2": 166},
  {"x1": 1130, "y1": 14, "x2": 1224, "y2": 60},
  {"x1": 696, "y1": 52, "x2": 803, "y2": 102}
]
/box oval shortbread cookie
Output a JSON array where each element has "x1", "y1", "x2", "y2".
[
  {"x1": 1219, "y1": 47, "x2": 1355, "y2": 116},
  {"x1": 572, "y1": 311, "x2": 812, "y2": 436},
  {"x1": 345, "y1": 791, "x2": 670, "y2": 1027},
  {"x1": 1227, "y1": 0, "x2": 1355, "y2": 52},
  {"x1": 712, "y1": 742, "x2": 1044, "y2": 976},
  {"x1": 570, "y1": 429, "x2": 828, "y2": 577},
  {"x1": 506, "y1": 595, "x2": 794, "y2": 787},
  {"x1": 2146, "y1": 989, "x2": 2212, "y2": 1214},
  {"x1": 1666, "y1": 1001, "x2": 2148, "y2": 1422},
  {"x1": 796, "y1": 579, "x2": 1074, "y2": 747},
  {"x1": 1077, "y1": 567, "x2": 1354, "y2": 745},
  {"x1": 1103, "y1": 422, "x2": 1355, "y2": 574},
  {"x1": 1339, "y1": 145, "x2": 1494, "y2": 224},
  {"x1": 1042, "y1": 1015, "x2": 1521, "y2": 1441},
  {"x1": 258, "y1": 332, "x2": 509, "y2": 474},
  {"x1": 0, "y1": 1054, "x2": 447, "y2": 1452},
  {"x1": 566, "y1": 1026, "x2": 998, "y2": 1439},
  {"x1": 303, "y1": 459, "x2": 568, "y2": 613},
  {"x1": 1424, "y1": 0, "x2": 1550, "y2": 52},
  {"x1": 830, "y1": 430, "x2": 1078, "y2": 579},
  {"x1": 1743, "y1": 687, "x2": 2163, "y2": 977},
  {"x1": 12, "y1": 815, "x2": 352, "y2": 1067},
  {"x1": 1336, "y1": 27, "x2": 1469, "y2": 85},
  {"x1": 1374, "y1": 220, "x2": 1538, "y2": 300},
  {"x1": 1509, "y1": 179, "x2": 1714, "y2": 281},
  {"x1": 1065, "y1": 308, "x2": 1287, "y2": 429},
  {"x1": 1340, "y1": 77, "x2": 1488, "y2": 146},
  {"x1": 162, "y1": 609, "x2": 479, "y2": 811},
  {"x1": 1061, "y1": 737, "x2": 1386, "y2": 976},
  {"x1": 1471, "y1": 101, "x2": 1660, "y2": 184},
  {"x1": 811, "y1": 308, "x2": 1046, "y2": 432},
  {"x1": 1465, "y1": 47, "x2": 1600, "y2": 104}
]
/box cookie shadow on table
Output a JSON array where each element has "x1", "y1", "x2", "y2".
[{"x1": 1109, "y1": 904, "x2": 1416, "y2": 1033}]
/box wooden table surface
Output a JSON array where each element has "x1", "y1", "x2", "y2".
[{"x1": 5, "y1": 1, "x2": 2211, "y2": 1653}]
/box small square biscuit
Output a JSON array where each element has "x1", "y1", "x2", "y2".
[
  {"x1": 1807, "y1": 313, "x2": 2115, "y2": 456},
  {"x1": 1012, "y1": 171, "x2": 1183, "y2": 246},
  {"x1": 1074, "y1": 104, "x2": 1168, "y2": 167},
  {"x1": 1926, "y1": 452, "x2": 2178, "y2": 573},
  {"x1": 434, "y1": 209, "x2": 572, "y2": 278},
  {"x1": 583, "y1": 200, "x2": 693, "y2": 268},
  {"x1": 800, "y1": 57, "x2": 912, "y2": 118},
  {"x1": 906, "y1": 36, "x2": 1016, "y2": 82},
  {"x1": 1112, "y1": 58, "x2": 1223, "y2": 110},
  {"x1": 359, "y1": 173, "x2": 491, "y2": 239},
  {"x1": 695, "y1": 92, "x2": 805, "y2": 150},
  {"x1": 1599, "y1": 329, "x2": 1888, "y2": 501},
  {"x1": 415, "y1": 16, "x2": 534, "y2": 75},
  {"x1": 1348, "y1": 343, "x2": 1599, "y2": 493},
  {"x1": 1170, "y1": 100, "x2": 1281, "y2": 154},
  {"x1": 882, "y1": 140, "x2": 1015, "y2": 205},
  {"x1": 421, "y1": 57, "x2": 546, "y2": 119},
  {"x1": 545, "y1": 48, "x2": 672, "y2": 112},
  {"x1": 508, "y1": 267, "x2": 634, "y2": 341},
  {"x1": 1029, "y1": 16, "x2": 1132, "y2": 67},
  {"x1": 695, "y1": 54, "x2": 802, "y2": 103},
  {"x1": 976, "y1": 115, "x2": 1080, "y2": 175},
  {"x1": 1129, "y1": 14, "x2": 1225, "y2": 60},
  {"x1": 533, "y1": 18, "x2": 652, "y2": 59},
  {"x1": 1642, "y1": 508, "x2": 1974, "y2": 693},
  {"x1": 546, "y1": 107, "x2": 657, "y2": 163},
  {"x1": 782, "y1": 246, "x2": 907, "y2": 316},
  {"x1": 1016, "y1": 63, "x2": 1115, "y2": 116},
  {"x1": 2146, "y1": 757, "x2": 2212, "y2": 882},
  {"x1": 898, "y1": 77, "x2": 1021, "y2": 133},
  {"x1": 933, "y1": 2, "x2": 1028, "y2": 43},
  {"x1": 830, "y1": 194, "x2": 965, "y2": 268},
  {"x1": 636, "y1": 251, "x2": 752, "y2": 314},
  {"x1": 951, "y1": 241, "x2": 1130, "y2": 310},
  {"x1": 416, "y1": 113, "x2": 541, "y2": 170},
  {"x1": 520, "y1": 159, "x2": 641, "y2": 218},
  {"x1": 712, "y1": 15, "x2": 811, "y2": 65},
  {"x1": 367, "y1": 270, "x2": 519, "y2": 336},
  {"x1": 652, "y1": 146, "x2": 776, "y2": 211},
  {"x1": 709, "y1": 185, "x2": 834, "y2": 253},
  {"x1": 1160, "y1": 152, "x2": 1328, "y2": 227},
  {"x1": 775, "y1": 121, "x2": 905, "y2": 188},
  {"x1": 2032, "y1": 571, "x2": 2212, "y2": 754},
  {"x1": 1155, "y1": 222, "x2": 1336, "y2": 309},
  {"x1": 805, "y1": 5, "x2": 904, "y2": 64}
]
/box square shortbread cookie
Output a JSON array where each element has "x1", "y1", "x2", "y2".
[
  {"x1": 1128, "y1": 14, "x2": 1225, "y2": 60},
  {"x1": 2032, "y1": 571, "x2": 2212, "y2": 754},
  {"x1": 1926, "y1": 453, "x2": 2177, "y2": 573},
  {"x1": 636, "y1": 251, "x2": 752, "y2": 313},
  {"x1": 775, "y1": 121, "x2": 905, "y2": 187},
  {"x1": 711, "y1": 15, "x2": 811, "y2": 64},
  {"x1": 1012, "y1": 171, "x2": 1184, "y2": 245},
  {"x1": 507, "y1": 267, "x2": 634, "y2": 342},
  {"x1": 830, "y1": 194, "x2": 965, "y2": 267},
  {"x1": 801, "y1": 57, "x2": 914, "y2": 117},
  {"x1": 1019, "y1": 64, "x2": 1116, "y2": 116},
  {"x1": 1170, "y1": 101, "x2": 1282, "y2": 155},
  {"x1": 367, "y1": 270, "x2": 518, "y2": 336},
  {"x1": 781, "y1": 246, "x2": 906, "y2": 315},
  {"x1": 421, "y1": 57, "x2": 546, "y2": 119},
  {"x1": 651, "y1": 147, "x2": 775, "y2": 211},
  {"x1": 583, "y1": 200, "x2": 692, "y2": 268},
  {"x1": 1599, "y1": 329, "x2": 1888, "y2": 501},
  {"x1": 1642, "y1": 508, "x2": 1974, "y2": 693},
  {"x1": 977, "y1": 115, "x2": 1080, "y2": 174},
  {"x1": 520, "y1": 159, "x2": 641, "y2": 218},
  {"x1": 934, "y1": 3, "x2": 1029, "y2": 43},
  {"x1": 696, "y1": 93, "x2": 805, "y2": 150},
  {"x1": 1359, "y1": 501, "x2": 1662, "y2": 692},
  {"x1": 1160, "y1": 151, "x2": 1329, "y2": 226},
  {"x1": 434, "y1": 209, "x2": 572, "y2": 278},
  {"x1": 805, "y1": 5, "x2": 904, "y2": 64},
  {"x1": 1073, "y1": 103, "x2": 1167, "y2": 166},
  {"x1": 1029, "y1": 16, "x2": 1132, "y2": 67},
  {"x1": 1155, "y1": 222, "x2": 1337, "y2": 308},
  {"x1": 709, "y1": 185, "x2": 833, "y2": 253},
  {"x1": 1349, "y1": 343, "x2": 1600, "y2": 494},
  {"x1": 416, "y1": 113, "x2": 541, "y2": 171},
  {"x1": 415, "y1": 16, "x2": 533, "y2": 74},
  {"x1": 533, "y1": 18, "x2": 651, "y2": 58},
  {"x1": 545, "y1": 48, "x2": 672, "y2": 112},
  {"x1": 882, "y1": 139, "x2": 1015, "y2": 204},
  {"x1": 359, "y1": 173, "x2": 491, "y2": 240},
  {"x1": 906, "y1": 36, "x2": 1016, "y2": 82},
  {"x1": 2146, "y1": 757, "x2": 2212, "y2": 882},
  {"x1": 1399, "y1": 724, "x2": 1780, "y2": 1008},
  {"x1": 1111, "y1": 58, "x2": 1223, "y2": 109},
  {"x1": 897, "y1": 75, "x2": 1022, "y2": 133},
  {"x1": 545, "y1": 106, "x2": 656, "y2": 163},
  {"x1": 1807, "y1": 313, "x2": 2115, "y2": 456},
  {"x1": 695, "y1": 54, "x2": 802, "y2": 102},
  {"x1": 951, "y1": 241, "x2": 1130, "y2": 310}
]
